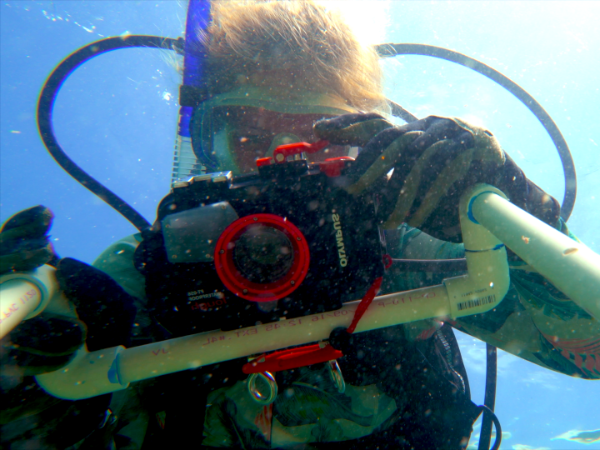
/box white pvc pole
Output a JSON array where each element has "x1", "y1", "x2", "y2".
[
  {"x1": 0, "y1": 266, "x2": 58, "y2": 339},
  {"x1": 471, "y1": 191, "x2": 600, "y2": 321},
  {"x1": 116, "y1": 284, "x2": 450, "y2": 385},
  {"x1": 0, "y1": 279, "x2": 43, "y2": 339}
]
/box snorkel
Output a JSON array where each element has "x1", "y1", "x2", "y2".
[{"x1": 172, "y1": 0, "x2": 211, "y2": 183}]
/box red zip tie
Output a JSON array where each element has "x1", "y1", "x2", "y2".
[
  {"x1": 242, "y1": 343, "x2": 343, "y2": 374},
  {"x1": 346, "y1": 276, "x2": 383, "y2": 334}
]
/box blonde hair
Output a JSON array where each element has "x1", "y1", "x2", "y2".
[{"x1": 202, "y1": 1, "x2": 386, "y2": 111}]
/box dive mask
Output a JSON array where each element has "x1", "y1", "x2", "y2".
[{"x1": 190, "y1": 86, "x2": 358, "y2": 174}]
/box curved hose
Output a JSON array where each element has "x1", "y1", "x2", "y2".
[
  {"x1": 478, "y1": 404, "x2": 502, "y2": 450},
  {"x1": 38, "y1": 38, "x2": 576, "y2": 229},
  {"x1": 37, "y1": 35, "x2": 184, "y2": 232},
  {"x1": 478, "y1": 345, "x2": 498, "y2": 450}
]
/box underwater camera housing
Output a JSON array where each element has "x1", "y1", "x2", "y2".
[{"x1": 135, "y1": 157, "x2": 384, "y2": 336}]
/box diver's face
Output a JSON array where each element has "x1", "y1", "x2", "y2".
[{"x1": 215, "y1": 106, "x2": 348, "y2": 174}]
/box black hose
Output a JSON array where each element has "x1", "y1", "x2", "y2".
[
  {"x1": 478, "y1": 403, "x2": 502, "y2": 450},
  {"x1": 39, "y1": 38, "x2": 575, "y2": 229},
  {"x1": 478, "y1": 345, "x2": 499, "y2": 450},
  {"x1": 37, "y1": 35, "x2": 184, "y2": 232}
]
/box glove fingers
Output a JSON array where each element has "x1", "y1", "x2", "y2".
[
  {"x1": 0, "y1": 313, "x2": 85, "y2": 376},
  {"x1": 406, "y1": 118, "x2": 473, "y2": 154},
  {"x1": 315, "y1": 112, "x2": 384, "y2": 130},
  {"x1": 314, "y1": 113, "x2": 393, "y2": 147},
  {"x1": 354, "y1": 121, "x2": 472, "y2": 223},
  {"x1": 0, "y1": 206, "x2": 56, "y2": 274},
  {"x1": 1, "y1": 351, "x2": 75, "y2": 377},
  {"x1": 352, "y1": 116, "x2": 478, "y2": 236},
  {"x1": 347, "y1": 132, "x2": 422, "y2": 195},
  {"x1": 56, "y1": 258, "x2": 137, "y2": 351},
  {"x1": 379, "y1": 134, "x2": 474, "y2": 230},
  {"x1": 0, "y1": 206, "x2": 53, "y2": 243},
  {"x1": 411, "y1": 130, "x2": 475, "y2": 197},
  {"x1": 405, "y1": 146, "x2": 475, "y2": 230},
  {"x1": 0, "y1": 243, "x2": 55, "y2": 274},
  {"x1": 378, "y1": 139, "x2": 449, "y2": 227},
  {"x1": 404, "y1": 130, "x2": 499, "y2": 237},
  {"x1": 1, "y1": 314, "x2": 85, "y2": 357}
]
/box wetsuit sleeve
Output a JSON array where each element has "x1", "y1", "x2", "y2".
[
  {"x1": 391, "y1": 223, "x2": 600, "y2": 380},
  {"x1": 92, "y1": 236, "x2": 153, "y2": 449},
  {"x1": 92, "y1": 233, "x2": 155, "y2": 345},
  {"x1": 92, "y1": 234, "x2": 146, "y2": 300}
]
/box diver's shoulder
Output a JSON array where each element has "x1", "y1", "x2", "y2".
[
  {"x1": 92, "y1": 233, "x2": 146, "y2": 300},
  {"x1": 92, "y1": 233, "x2": 142, "y2": 268}
]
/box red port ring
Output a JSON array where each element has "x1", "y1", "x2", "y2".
[{"x1": 214, "y1": 214, "x2": 310, "y2": 302}]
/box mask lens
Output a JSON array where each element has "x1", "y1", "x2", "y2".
[{"x1": 209, "y1": 106, "x2": 349, "y2": 173}]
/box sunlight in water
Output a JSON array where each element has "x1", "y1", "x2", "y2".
[{"x1": 319, "y1": 0, "x2": 391, "y2": 45}]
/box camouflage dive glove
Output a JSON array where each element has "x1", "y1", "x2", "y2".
[
  {"x1": 1, "y1": 258, "x2": 138, "y2": 426},
  {"x1": 314, "y1": 113, "x2": 560, "y2": 242},
  {"x1": 0, "y1": 205, "x2": 57, "y2": 274},
  {"x1": 0, "y1": 206, "x2": 83, "y2": 375},
  {"x1": 1, "y1": 207, "x2": 137, "y2": 424}
]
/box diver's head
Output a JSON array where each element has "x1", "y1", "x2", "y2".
[{"x1": 190, "y1": 0, "x2": 386, "y2": 174}]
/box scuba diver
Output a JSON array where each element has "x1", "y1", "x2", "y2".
[{"x1": 1, "y1": 1, "x2": 599, "y2": 449}]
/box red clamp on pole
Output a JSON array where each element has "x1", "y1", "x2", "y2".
[
  {"x1": 346, "y1": 276, "x2": 383, "y2": 334},
  {"x1": 272, "y1": 140, "x2": 330, "y2": 163},
  {"x1": 243, "y1": 343, "x2": 343, "y2": 374}
]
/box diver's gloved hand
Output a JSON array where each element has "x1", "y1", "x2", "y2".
[
  {"x1": 1, "y1": 207, "x2": 137, "y2": 424},
  {"x1": 314, "y1": 113, "x2": 561, "y2": 242},
  {"x1": 0, "y1": 205, "x2": 83, "y2": 374},
  {"x1": 1, "y1": 257, "x2": 137, "y2": 376},
  {"x1": 1, "y1": 258, "x2": 137, "y2": 424},
  {"x1": 1, "y1": 206, "x2": 82, "y2": 374},
  {"x1": 0, "y1": 205, "x2": 57, "y2": 274}
]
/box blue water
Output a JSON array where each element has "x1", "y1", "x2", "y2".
[{"x1": 1, "y1": 2, "x2": 598, "y2": 449}]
